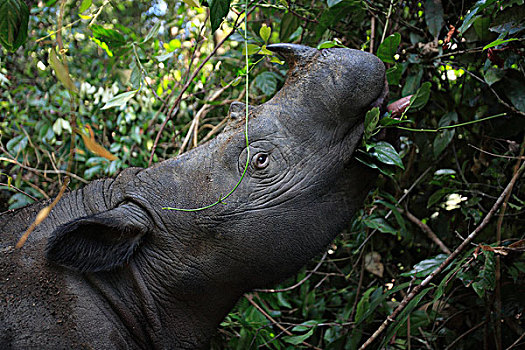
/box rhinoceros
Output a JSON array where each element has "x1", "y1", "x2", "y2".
[{"x1": 0, "y1": 44, "x2": 388, "y2": 349}]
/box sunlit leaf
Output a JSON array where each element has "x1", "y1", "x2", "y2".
[
  {"x1": 370, "y1": 141, "x2": 404, "y2": 169},
  {"x1": 401, "y1": 254, "x2": 448, "y2": 278},
  {"x1": 48, "y1": 49, "x2": 78, "y2": 93},
  {"x1": 183, "y1": 0, "x2": 200, "y2": 7},
  {"x1": 260, "y1": 24, "x2": 271, "y2": 43},
  {"x1": 142, "y1": 21, "x2": 161, "y2": 44},
  {"x1": 79, "y1": 0, "x2": 92, "y2": 13},
  {"x1": 101, "y1": 90, "x2": 138, "y2": 110},
  {"x1": 77, "y1": 125, "x2": 118, "y2": 161}
]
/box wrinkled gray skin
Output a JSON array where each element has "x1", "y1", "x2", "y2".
[{"x1": 0, "y1": 44, "x2": 386, "y2": 349}]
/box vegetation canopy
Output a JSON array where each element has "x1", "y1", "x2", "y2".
[{"x1": 1, "y1": 0, "x2": 524, "y2": 349}]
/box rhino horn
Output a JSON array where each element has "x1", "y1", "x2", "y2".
[{"x1": 266, "y1": 43, "x2": 317, "y2": 70}]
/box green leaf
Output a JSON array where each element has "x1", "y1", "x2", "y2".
[
  {"x1": 101, "y1": 90, "x2": 138, "y2": 110},
  {"x1": 255, "y1": 72, "x2": 278, "y2": 96},
  {"x1": 208, "y1": 0, "x2": 231, "y2": 33},
  {"x1": 427, "y1": 187, "x2": 454, "y2": 208},
  {"x1": 377, "y1": 33, "x2": 401, "y2": 64},
  {"x1": 259, "y1": 24, "x2": 271, "y2": 43},
  {"x1": 504, "y1": 77, "x2": 525, "y2": 112},
  {"x1": 472, "y1": 251, "x2": 496, "y2": 298},
  {"x1": 457, "y1": 0, "x2": 498, "y2": 34},
  {"x1": 279, "y1": 12, "x2": 300, "y2": 41},
  {"x1": 424, "y1": 0, "x2": 444, "y2": 37},
  {"x1": 283, "y1": 328, "x2": 315, "y2": 345},
  {"x1": 243, "y1": 43, "x2": 261, "y2": 56},
  {"x1": 484, "y1": 67, "x2": 505, "y2": 86},
  {"x1": 79, "y1": 0, "x2": 92, "y2": 13},
  {"x1": 355, "y1": 287, "x2": 375, "y2": 322},
  {"x1": 364, "y1": 107, "x2": 380, "y2": 136},
  {"x1": 142, "y1": 21, "x2": 161, "y2": 44},
  {"x1": 327, "y1": 0, "x2": 344, "y2": 7},
  {"x1": 371, "y1": 141, "x2": 404, "y2": 169},
  {"x1": 433, "y1": 111, "x2": 458, "y2": 157},
  {"x1": 292, "y1": 320, "x2": 320, "y2": 332},
  {"x1": 90, "y1": 24, "x2": 126, "y2": 50},
  {"x1": 386, "y1": 64, "x2": 403, "y2": 85},
  {"x1": 401, "y1": 254, "x2": 448, "y2": 278},
  {"x1": 363, "y1": 217, "x2": 398, "y2": 235},
  {"x1": 48, "y1": 49, "x2": 78, "y2": 93},
  {"x1": 0, "y1": 0, "x2": 30, "y2": 52},
  {"x1": 6, "y1": 134, "x2": 28, "y2": 154},
  {"x1": 183, "y1": 0, "x2": 200, "y2": 7},
  {"x1": 408, "y1": 81, "x2": 431, "y2": 111}
]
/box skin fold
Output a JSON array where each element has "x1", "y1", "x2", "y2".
[{"x1": 0, "y1": 44, "x2": 387, "y2": 349}]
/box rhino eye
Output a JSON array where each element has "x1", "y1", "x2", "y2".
[{"x1": 252, "y1": 152, "x2": 269, "y2": 169}]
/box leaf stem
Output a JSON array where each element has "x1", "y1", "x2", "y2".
[
  {"x1": 163, "y1": 0, "x2": 251, "y2": 212},
  {"x1": 393, "y1": 113, "x2": 506, "y2": 133}
]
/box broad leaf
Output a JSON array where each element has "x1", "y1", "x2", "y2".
[
  {"x1": 0, "y1": 0, "x2": 29, "y2": 52},
  {"x1": 401, "y1": 254, "x2": 448, "y2": 278},
  {"x1": 79, "y1": 0, "x2": 92, "y2": 12},
  {"x1": 208, "y1": 0, "x2": 231, "y2": 33},
  {"x1": 101, "y1": 90, "x2": 138, "y2": 110},
  {"x1": 433, "y1": 111, "x2": 458, "y2": 157},
  {"x1": 254, "y1": 72, "x2": 278, "y2": 96},
  {"x1": 408, "y1": 81, "x2": 431, "y2": 111},
  {"x1": 259, "y1": 24, "x2": 271, "y2": 43},
  {"x1": 371, "y1": 141, "x2": 404, "y2": 169},
  {"x1": 280, "y1": 12, "x2": 300, "y2": 41},
  {"x1": 377, "y1": 33, "x2": 401, "y2": 64},
  {"x1": 183, "y1": 0, "x2": 200, "y2": 7},
  {"x1": 424, "y1": 0, "x2": 444, "y2": 37},
  {"x1": 283, "y1": 328, "x2": 315, "y2": 345},
  {"x1": 91, "y1": 24, "x2": 126, "y2": 50},
  {"x1": 48, "y1": 49, "x2": 78, "y2": 93}
]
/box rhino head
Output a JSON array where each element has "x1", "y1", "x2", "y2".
[{"x1": 1, "y1": 44, "x2": 387, "y2": 349}]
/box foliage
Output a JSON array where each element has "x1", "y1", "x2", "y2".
[{"x1": 1, "y1": 0, "x2": 525, "y2": 349}]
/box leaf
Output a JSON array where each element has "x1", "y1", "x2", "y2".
[
  {"x1": 471, "y1": 251, "x2": 495, "y2": 297},
  {"x1": 0, "y1": 0, "x2": 29, "y2": 52},
  {"x1": 259, "y1": 24, "x2": 271, "y2": 43},
  {"x1": 279, "y1": 12, "x2": 300, "y2": 41},
  {"x1": 183, "y1": 0, "x2": 200, "y2": 7},
  {"x1": 457, "y1": 0, "x2": 498, "y2": 34},
  {"x1": 79, "y1": 0, "x2": 92, "y2": 13},
  {"x1": 283, "y1": 328, "x2": 315, "y2": 345},
  {"x1": 364, "y1": 107, "x2": 380, "y2": 140},
  {"x1": 386, "y1": 64, "x2": 403, "y2": 85},
  {"x1": 365, "y1": 252, "x2": 384, "y2": 277},
  {"x1": 371, "y1": 141, "x2": 404, "y2": 169},
  {"x1": 243, "y1": 43, "x2": 261, "y2": 56},
  {"x1": 484, "y1": 67, "x2": 505, "y2": 86},
  {"x1": 101, "y1": 90, "x2": 138, "y2": 110},
  {"x1": 427, "y1": 187, "x2": 454, "y2": 208},
  {"x1": 156, "y1": 51, "x2": 175, "y2": 62},
  {"x1": 90, "y1": 24, "x2": 126, "y2": 50},
  {"x1": 424, "y1": 0, "x2": 444, "y2": 37},
  {"x1": 401, "y1": 254, "x2": 448, "y2": 278},
  {"x1": 6, "y1": 134, "x2": 28, "y2": 154},
  {"x1": 327, "y1": 0, "x2": 344, "y2": 7},
  {"x1": 142, "y1": 21, "x2": 161, "y2": 44},
  {"x1": 377, "y1": 33, "x2": 401, "y2": 64},
  {"x1": 48, "y1": 49, "x2": 78, "y2": 93},
  {"x1": 292, "y1": 320, "x2": 320, "y2": 332},
  {"x1": 408, "y1": 81, "x2": 431, "y2": 111},
  {"x1": 363, "y1": 217, "x2": 398, "y2": 235},
  {"x1": 483, "y1": 37, "x2": 519, "y2": 50},
  {"x1": 433, "y1": 111, "x2": 458, "y2": 157},
  {"x1": 254, "y1": 72, "x2": 278, "y2": 96},
  {"x1": 208, "y1": 0, "x2": 231, "y2": 33},
  {"x1": 77, "y1": 125, "x2": 118, "y2": 161},
  {"x1": 504, "y1": 76, "x2": 525, "y2": 112},
  {"x1": 355, "y1": 287, "x2": 375, "y2": 323}
]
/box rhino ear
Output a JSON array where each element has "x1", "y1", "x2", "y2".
[
  {"x1": 46, "y1": 204, "x2": 149, "y2": 273},
  {"x1": 228, "y1": 101, "x2": 246, "y2": 120}
]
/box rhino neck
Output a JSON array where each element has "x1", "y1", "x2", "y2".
[{"x1": 87, "y1": 259, "x2": 240, "y2": 349}]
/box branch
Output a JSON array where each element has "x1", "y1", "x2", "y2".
[
  {"x1": 399, "y1": 208, "x2": 451, "y2": 254},
  {"x1": 359, "y1": 161, "x2": 525, "y2": 349}
]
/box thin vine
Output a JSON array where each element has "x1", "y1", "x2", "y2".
[{"x1": 163, "y1": 0, "x2": 251, "y2": 212}]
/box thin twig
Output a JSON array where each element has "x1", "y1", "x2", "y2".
[
  {"x1": 506, "y1": 330, "x2": 525, "y2": 350},
  {"x1": 469, "y1": 144, "x2": 525, "y2": 160},
  {"x1": 0, "y1": 157, "x2": 87, "y2": 184},
  {"x1": 0, "y1": 182, "x2": 38, "y2": 201},
  {"x1": 399, "y1": 207, "x2": 451, "y2": 254},
  {"x1": 359, "y1": 161, "x2": 525, "y2": 349},
  {"x1": 443, "y1": 320, "x2": 486, "y2": 350},
  {"x1": 254, "y1": 252, "x2": 327, "y2": 293}
]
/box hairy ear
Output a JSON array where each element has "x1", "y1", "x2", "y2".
[{"x1": 46, "y1": 203, "x2": 150, "y2": 272}]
